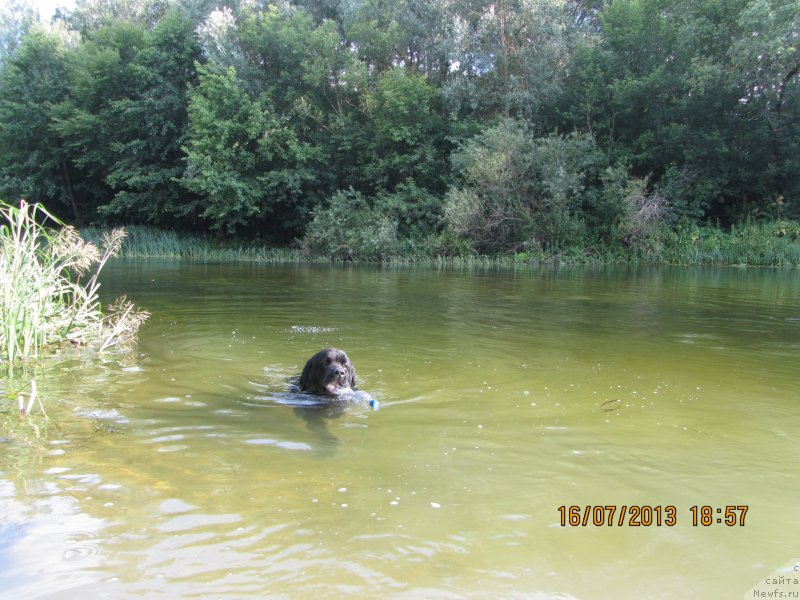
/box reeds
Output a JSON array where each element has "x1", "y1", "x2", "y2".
[
  {"x1": 81, "y1": 225, "x2": 306, "y2": 262},
  {"x1": 0, "y1": 200, "x2": 149, "y2": 371},
  {"x1": 82, "y1": 220, "x2": 800, "y2": 268}
]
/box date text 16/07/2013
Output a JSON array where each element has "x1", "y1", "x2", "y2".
[{"x1": 557, "y1": 505, "x2": 749, "y2": 527}]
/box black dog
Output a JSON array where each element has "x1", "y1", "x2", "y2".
[{"x1": 299, "y1": 348, "x2": 356, "y2": 397}]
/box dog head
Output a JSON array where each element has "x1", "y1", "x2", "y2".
[{"x1": 299, "y1": 348, "x2": 357, "y2": 397}]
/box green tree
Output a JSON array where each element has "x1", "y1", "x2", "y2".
[
  {"x1": 342, "y1": 0, "x2": 453, "y2": 79},
  {"x1": 101, "y1": 11, "x2": 202, "y2": 224},
  {"x1": 323, "y1": 66, "x2": 452, "y2": 239},
  {"x1": 182, "y1": 62, "x2": 322, "y2": 237},
  {"x1": 445, "y1": 0, "x2": 571, "y2": 121},
  {"x1": 48, "y1": 20, "x2": 147, "y2": 222},
  {"x1": 0, "y1": 24, "x2": 81, "y2": 223},
  {"x1": 731, "y1": 0, "x2": 800, "y2": 216},
  {"x1": 0, "y1": 1, "x2": 37, "y2": 69},
  {"x1": 67, "y1": 0, "x2": 169, "y2": 34},
  {"x1": 558, "y1": 0, "x2": 798, "y2": 223},
  {"x1": 363, "y1": 67, "x2": 448, "y2": 192}
]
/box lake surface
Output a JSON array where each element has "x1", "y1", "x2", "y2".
[{"x1": 1, "y1": 261, "x2": 799, "y2": 599}]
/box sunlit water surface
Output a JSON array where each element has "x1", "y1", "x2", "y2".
[{"x1": 1, "y1": 262, "x2": 799, "y2": 599}]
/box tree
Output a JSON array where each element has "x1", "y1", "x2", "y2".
[
  {"x1": 182, "y1": 62, "x2": 322, "y2": 237},
  {"x1": 48, "y1": 20, "x2": 147, "y2": 223},
  {"x1": 0, "y1": 24, "x2": 81, "y2": 223},
  {"x1": 324, "y1": 66, "x2": 453, "y2": 239},
  {"x1": 731, "y1": 0, "x2": 800, "y2": 216},
  {"x1": 101, "y1": 11, "x2": 202, "y2": 224},
  {"x1": 362, "y1": 67, "x2": 448, "y2": 192},
  {"x1": 341, "y1": 0, "x2": 453, "y2": 79},
  {"x1": 444, "y1": 0, "x2": 571, "y2": 121},
  {"x1": 444, "y1": 119, "x2": 601, "y2": 252},
  {"x1": 0, "y1": 1, "x2": 37, "y2": 69},
  {"x1": 66, "y1": 0, "x2": 169, "y2": 34},
  {"x1": 1, "y1": 0, "x2": 796, "y2": 242},
  {"x1": 558, "y1": 0, "x2": 798, "y2": 223}
]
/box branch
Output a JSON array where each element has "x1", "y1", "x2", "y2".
[{"x1": 777, "y1": 61, "x2": 800, "y2": 115}]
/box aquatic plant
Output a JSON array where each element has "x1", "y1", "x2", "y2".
[{"x1": 0, "y1": 200, "x2": 149, "y2": 372}]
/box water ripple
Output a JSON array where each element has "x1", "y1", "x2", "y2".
[
  {"x1": 63, "y1": 530, "x2": 100, "y2": 562},
  {"x1": 287, "y1": 325, "x2": 338, "y2": 334},
  {"x1": 244, "y1": 438, "x2": 313, "y2": 451},
  {"x1": 156, "y1": 513, "x2": 242, "y2": 534}
]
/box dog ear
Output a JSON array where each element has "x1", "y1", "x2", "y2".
[
  {"x1": 299, "y1": 359, "x2": 313, "y2": 391},
  {"x1": 347, "y1": 363, "x2": 356, "y2": 389}
]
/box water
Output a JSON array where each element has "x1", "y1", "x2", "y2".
[{"x1": 1, "y1": 262, "x2": 799, "y2": 599}]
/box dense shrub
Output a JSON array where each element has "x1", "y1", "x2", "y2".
[
  {"x1": 444, "y1": 119, "x2": 600, "y2": 252},
  {"x1": 301, "y1": 189, "x2": 403, "y2": 261},
  {"x1": 376, "y1": 180, "x2": 442, "y2": 240}
]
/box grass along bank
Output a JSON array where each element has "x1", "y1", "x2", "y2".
[
  {"x1": 81, "y1": 226, "x2": 307, "y2": 262},
  {"x1": 648, "y1": 221, "x2": 800, "y2": 267},
  {"x1": 81, "y1": 221, "x2": 800, "y2": 267}
]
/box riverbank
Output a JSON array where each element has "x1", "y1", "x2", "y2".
[{"x1": 82, "y1": 220, "x2": 800, "y2": 267}]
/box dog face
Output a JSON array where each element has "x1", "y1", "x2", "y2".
[{"x1": 299, "y1": 348, "x2": 356, "y2": 397}]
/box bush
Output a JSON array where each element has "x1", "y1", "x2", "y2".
[
  {"x1": 301, "y1": 189, "x2": 404, "y2": 260},
  {"x1": 443, "y1": 119, "x2": 600, "y2": 253},
  {"x1": 376, "y1": 180, "x2": 443, "y2": 240},
  {"x1": 603, "y1": 172, "x2": 668, "y2": 251}
]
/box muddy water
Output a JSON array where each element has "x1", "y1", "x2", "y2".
[{"x1": 1, "y1": 262, "x2": 799, "y2": 599}]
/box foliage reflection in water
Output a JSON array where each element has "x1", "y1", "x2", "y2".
[{"x1": 1, "y1": 262, "x2": 799, "y2": 599}]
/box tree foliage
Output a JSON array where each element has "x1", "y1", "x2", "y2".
[
  {"x1": 0, "y1": 24, "x2": 78, "y2": 222},
  {"x1": 445, "y1": 119, "x2": 601, "y2": 252},
  {"x1": 0, "y1": 0, "x2": 797, "y2": 250},
  {"x1": 0, "y1": 1, "x2": 37, "y2": 69},
  {"x1": 182, "y1": 61, "x2": 321, "y2": 235}
]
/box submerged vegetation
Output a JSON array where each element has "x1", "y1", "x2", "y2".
[{"x1": 0, "y1": 200, "x2": 149, "y2": 376}]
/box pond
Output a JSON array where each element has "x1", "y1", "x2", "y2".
[{"x1": 1, "y1": 261, "x2": 799, "y2": 599}]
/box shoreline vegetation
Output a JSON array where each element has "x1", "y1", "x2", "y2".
[
  {"x1": 1, "y1": 201, "x2": 149, "y2": 410},
  {"x1": 2, "y1": 2, "x2": 798, "y2": 266},
  {"x1": 82, "y1": 222, "x2": 800, "y2": 268}
]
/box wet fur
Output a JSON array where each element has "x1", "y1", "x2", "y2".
[{"x1": 299, "y1": 348, "x2": 356, "y2": 397}]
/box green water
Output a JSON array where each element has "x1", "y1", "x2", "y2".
[{"x1": 2, "y1": 262, "x2": 799, "y2": 599}]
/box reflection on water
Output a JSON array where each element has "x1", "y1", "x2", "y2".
[{"x1": 1, "y1": 263, "x2": 799, "y2": 599}]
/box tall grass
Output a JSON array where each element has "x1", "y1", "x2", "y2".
[
  {"x1": 81, "y1": 225, "x2": 306, "y2": 262},
  {"x1": 650, "y1": 221, "x2": 800, "y2": 267},
  {"x1": 0, "y1": 200, "x2": 149, "y2": 372},
  {"x1": 82, "y1": 220, "x2": 800, "y2": 268}
]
